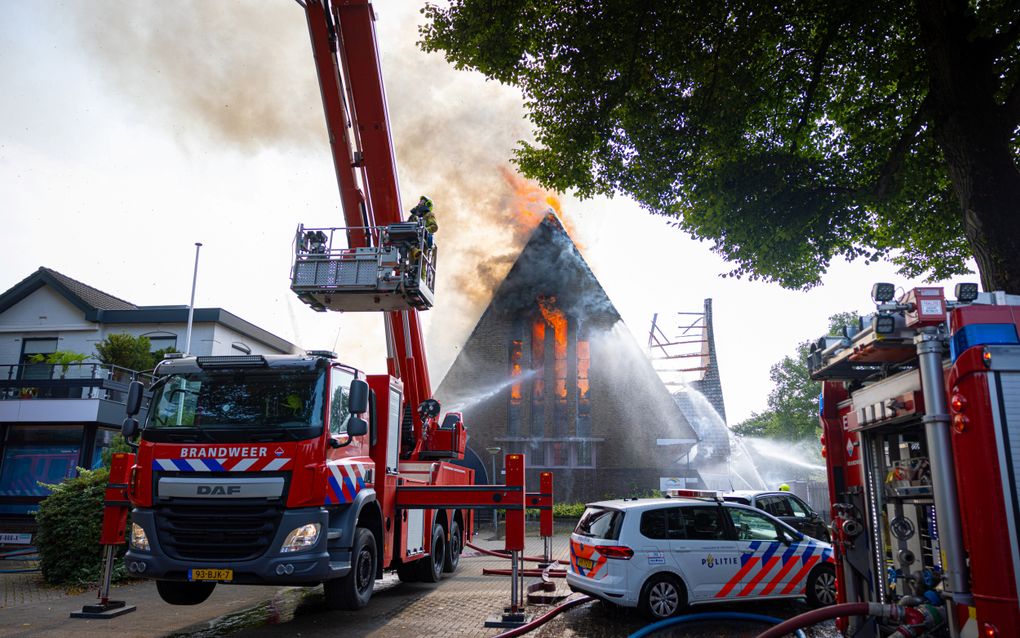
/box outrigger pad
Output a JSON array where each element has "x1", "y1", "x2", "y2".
[{"x1": 70, "y1": 600, "x2": 136, "y2": 619}]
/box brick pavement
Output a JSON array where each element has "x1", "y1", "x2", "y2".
[{"x1": 0, "y1": 529, "x2": 578, "y2": 638}]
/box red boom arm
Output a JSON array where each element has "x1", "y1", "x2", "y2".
[{"x1": 300, "y1": 0, "x2": 432, "y2": 428}]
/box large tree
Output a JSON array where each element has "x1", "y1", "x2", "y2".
[{"x1": 421, "y1": 0, "x2": 1020, "y2": 291}]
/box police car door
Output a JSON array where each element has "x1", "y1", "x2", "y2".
[
  {"x1": 668, "y1": 505, "x2": 741, "y2": 601},
  {"x1": 722, "y1": 507, "x2": 796, "y2": 600}
]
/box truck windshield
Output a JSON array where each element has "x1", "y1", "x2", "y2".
[{"x1": 143, "y1": 369, "x2": 326, "y2": 443}]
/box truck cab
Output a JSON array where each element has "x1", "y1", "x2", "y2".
[{"x1": 124, "y1": 353, "x2": 382, "y2": 606}]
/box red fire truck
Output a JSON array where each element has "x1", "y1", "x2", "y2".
[
  {"x1": 807, "y1": 282, "x2": 1020, "y2": 637},
  {"x1": 118, "y1": 0, "x2": 532, "y2": 610}
]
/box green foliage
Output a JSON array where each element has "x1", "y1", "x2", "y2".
[
  {"x1": 552, "y1": 502, "x2": 587, "y2": 519},
  {"x1": 94, "y1": 333, "x2": 176, "y2": 372},
  {"x1": 27, "y1": 351, "x2": 89, "y2": 374},
  {"x1": 100, "y1": 434, "x2": 134, "y2": 467},
  {"x1": 34, "y1": 467, "x2": 127, "y2": 587},
  {"x1": 732, "y1": 312, "x2": 859, "y2": 439},
  {"x1": 420, "y1": 1, "x2": 1020, "y2": 290}
]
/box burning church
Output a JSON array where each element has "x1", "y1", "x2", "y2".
[{"x1": 436, "y1": 213, "x2": 699, "y2": 503}]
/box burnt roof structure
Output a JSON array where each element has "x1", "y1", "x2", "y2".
[{"x1": 437, "y1": 214, "x2": 699, "y2": 502}]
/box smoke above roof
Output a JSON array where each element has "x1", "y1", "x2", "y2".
[{"x1": 66, "y1": 2, "x2": 587, "y2": 376}]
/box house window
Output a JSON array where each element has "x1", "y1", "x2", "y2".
[
  {"x1": 145, "y1": 335, "x2": 178, "y2": 353},
  {"x1": 19, "y1": 338, "x2": 58, "y2": 381}
]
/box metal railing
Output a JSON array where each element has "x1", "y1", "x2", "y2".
[{"x1": 0, "y1": 363, "x2": 154, "y2": 401}]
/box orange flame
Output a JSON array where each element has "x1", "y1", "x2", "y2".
[
  {"x1": 510, "y1": 339, "x2": 523, "y2": 402},
  {"x1": 538, "y1": 295, "x2": 568, "y2": 399},
  {"x1": 577, "y1": 340, "x2": 590, "y2": 399},
  {"x1": 531, "y1": 320, "x2": 545, "y2": 401},
  {"x1": 502, "y1": 168, "x2": 580, "y2": 244}
]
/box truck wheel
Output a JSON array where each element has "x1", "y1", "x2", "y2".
[
  {"x1": 417, "y1": 522, "x2": 446, "y2": 583},
  {"x1": 442, "y1": 520, "x2": 462, "y2": 573},
  {"x1": 806, "y1": 563, "x2": 837, "y2": 607},
  {"x1": 155, "y1": 580, "x2": 216, "y2": 605},
  {"x1": 396, "y1": 561, "x2": 419, "y2": 583},
  {"x1": 639, "y1": 574, "x2": 686, "y2": 620},
  {"x1": 324, "y1": 527, "x2": 376, "y2": 610}
]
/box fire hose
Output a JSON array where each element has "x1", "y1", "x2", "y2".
[
  {"x1": 465, "y1": 540, "x2": 567, "y2": 565},
  {"x1": 491, "y1": 594, "x2": 595, "y2": 638},
  {"x1": 754, "y1": 601, "x2": 944, "y2": 638},
  {"x1": 629, "y1": 612, "x2": 808, "y2": 638}
]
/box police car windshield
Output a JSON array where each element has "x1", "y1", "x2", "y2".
[
  {"x1": 575, "y1": 507, "x2": 624, "y2": 541},
  {"x1": 144, "y1": 369, "x2": 326, "y2": 442}
]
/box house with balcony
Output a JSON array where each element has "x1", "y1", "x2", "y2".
[{"x1": 0, "y1": 267, "x2": 299, "y2": 544}]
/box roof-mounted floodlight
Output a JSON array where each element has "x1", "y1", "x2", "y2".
[
  {"x1": 954, "y1": 283, "x2": 979, "y2": 304},
  {"x1": 873, "y1": 314, "x2": 896, "y2": 335},
  {"x1": 196, "y1": 355, "x2": 267, "y2": 369},
  {"x1": 871, "y1": 282, "x2": 896, "y2": 303}
]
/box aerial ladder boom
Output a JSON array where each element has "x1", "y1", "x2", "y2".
[{"x1": 294, "y1": 0, "x2": 434, "y2": 452}]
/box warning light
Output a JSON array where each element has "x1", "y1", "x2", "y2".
[
  {"x1": 819, "y1": 433, "x2": 826, "y2": 446},
  {"x1": 983, "y1": 349, "x2": 993, "y2": 368},
  {"x1": 950, "y1": 393, "x2": 967, "y2": 413},
  {"x1": 952, "y1": 414, "x2": 969, "y2": 434},
  {"x1": 982, "y1": 622, "x2": 999, "y2": 637},
  {"x1": 821, "y1": 446, "x2": 827, "y2": 458}
]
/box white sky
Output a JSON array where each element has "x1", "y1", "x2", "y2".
[{"x1": 0, "y1": 2, "x2": 976, "y2": 425}]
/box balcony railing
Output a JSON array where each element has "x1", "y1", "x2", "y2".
[{"x1": 0, "y1": 363, "x2": 154, "y2": 401}]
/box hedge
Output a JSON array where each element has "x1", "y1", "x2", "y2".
[{"x1": 34, "y1": 467, "x2": 128, "y2": 587}]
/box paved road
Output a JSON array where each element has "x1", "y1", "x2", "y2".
[{"x1": 1, "y1": 530, "x2": 838, "y2": 638}]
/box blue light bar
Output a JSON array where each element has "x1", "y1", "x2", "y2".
[{"x1": 950, "y1": 323, "x2": 1019, "y2": 361}]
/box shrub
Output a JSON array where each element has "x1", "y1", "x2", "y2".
[
  {"x1": 34, "y1": 467, "x2": 127, "y2": 587},
  {"x1": 552, "y1": 502, "x2": 587, "y2": 519}
]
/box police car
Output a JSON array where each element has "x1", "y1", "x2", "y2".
[{"x1": 566, "y1": 489, "x2": 836, "y2": 619}]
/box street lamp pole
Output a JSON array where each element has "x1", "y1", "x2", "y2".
[{"x1": 486, "y1": 446, "x2": 501, "y2": 534}]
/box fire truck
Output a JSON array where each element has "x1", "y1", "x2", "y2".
[
  {"x1": 807, "y1": 282, "x2": 1020, "y2": 637},
  {"x1": 118, "y1": 0, "x2": 528, "y2": 610}
]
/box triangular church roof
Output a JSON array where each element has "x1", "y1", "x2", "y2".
[{"x1": 469, "y1": 213, "x2": 621, "y2": 337}]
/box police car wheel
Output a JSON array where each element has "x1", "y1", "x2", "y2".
[
  {"x1": 806, "y1": 564, "x2": 837, "y2": 607},
  {"x1": 640, "y1": 574, "x2": 686, "y2": 620}
]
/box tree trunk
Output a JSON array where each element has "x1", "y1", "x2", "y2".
[{"x1": 916, "y1": 0, "x2": 1020, "y2": 293}]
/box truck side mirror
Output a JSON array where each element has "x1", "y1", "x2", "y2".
[
  {"x1": 348, "y1": 379, "x2": 369, "y2": 413},
  {"x1": 347, "y1": 416, "x2": 368, "y2": 437},
  {"x1": 125, "y1": 380, "x2": 144, "y2": 417},
  {"x1": 122, "y1": 418, "x2": 139, "y2": 440}
]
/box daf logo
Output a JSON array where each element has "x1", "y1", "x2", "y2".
[{"x1": 196, "y1": 485, "x2": 241, "y2": 496}]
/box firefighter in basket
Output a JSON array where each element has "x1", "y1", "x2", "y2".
[{"x1": 407, "y1": 196, "x2": 438, "y2": 281}]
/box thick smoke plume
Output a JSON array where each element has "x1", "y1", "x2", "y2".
[
  {"x1": 71, "y1": 2, "x2": 324, "y2": 151},
  {"x1": 69, "y1": 2, "x2": 583, "y2": 379}
]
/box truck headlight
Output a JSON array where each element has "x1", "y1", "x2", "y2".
[
  {"x1": 130, "y1": 522, "x2": 150, "y2": 551},
  {"x1": 281, "y1": 523, "x2": 320, "y2": 553}
]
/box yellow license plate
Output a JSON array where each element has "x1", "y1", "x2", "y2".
[
  {"x1": 189, "y1": 568, "x2": 233, "y2": 582},
  {"x1": 576, "y1": 558, "x2": 594, "y2": 570}
]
